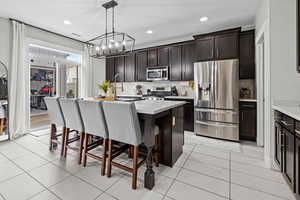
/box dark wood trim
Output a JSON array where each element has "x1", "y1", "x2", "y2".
[{"x1": 193, "y1": 27, "x2": 241, "y2": 39}]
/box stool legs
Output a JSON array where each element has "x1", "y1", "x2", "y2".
[
  {"x1": 64, "y1": 128, "x2": 70, "y2": 158},
  {"x1": 83, "y1": 133, "x2": 89, "y2": 167},
  {"x1": 132, "y1": 146, "x2": 139, "y2": 190},
  {"x1": 107, "y1": 139, "x2": 113, "y2": 178},
  {"x1": 78, "y1": 132, "x2": 85, "y2": 165},
  {"x1": 101, "y1": 139, "x2": 108, "y2": 176},
  {"x1": 49, "y1": 124, "x2": 56, "y2": 151}
]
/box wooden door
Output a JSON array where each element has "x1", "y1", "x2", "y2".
[
  {"x1": 182, "y1": 42, "x2": 195, "y2": 81},
  {"x1": 215, "y1": 33, "x2": 239, "y2": 60},
  {"x1": 169, "y1": 46, "x2": 182, "y2": 81},
  {"x1": 114, "y1": 56, "x2": 125, "y2": 82},
  {"x1": 125, "y1": 53, "x2": 136, "y2": 82},
  {"x1": 147, "y1": 49, "x2": 157, "y2": 67},
  {"x1": 195, "y1": 37, "x2": 214, "y2": 61},
  {"x1": 239, "y1": 102, "x2": 257, "y2": 141},
  {"x1": 274, "y1": 122, "x2": 283, "y2": 171},
  {"x1": 239, "y1": 30, "x2": 255, "y2": 79},
  {"x1": 136, "y1": 51, "x2": 148, "y2": 81},
  {"x1": 283, "y1": 129, "x2": 295, "y2": 191},
  {"x1": 105, "y1": 57, "x2": 115, "y2": 82},
  {"x1": 158, "y1": 47, "x2": 169, "y2": 66}
]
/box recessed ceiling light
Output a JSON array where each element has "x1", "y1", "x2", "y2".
[
  {"x1": 200, "y1": 16, "x2": 208, "y2": 22},
  {"x1": 64, "y1": 20, "x2": 71, "y2": 25},
  {"x1": 146, "y1": 30, "x2": 153, "y2": 34}
]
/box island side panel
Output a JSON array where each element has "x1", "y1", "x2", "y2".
[{"x1": 157, "y1": 106, "x2": 184, "y2": 167}]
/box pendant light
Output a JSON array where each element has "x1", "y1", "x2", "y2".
[{"x1": 87, "y1": 0, "x2": 135, "y2": 59}]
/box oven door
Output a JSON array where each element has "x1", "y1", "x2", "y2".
[{"x1": 147, "y1": 69, "x2": 162, "y2": 81}]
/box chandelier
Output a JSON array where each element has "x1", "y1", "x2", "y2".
[{"x1": 87, "y1": 0, "x2": 135, "y2": 59}]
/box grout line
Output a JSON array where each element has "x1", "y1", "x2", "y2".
[
  {"x1": 162, "y1": 144, "x2": 196, "y2": 200},
  {"x1": 0, "y1": 151, "x2": 63, "y2": 200},
  {"x1": 0, "y1": 193, "x2": 6, "y2": 200},
  {"x1": 229, "y1": 152, "x2": 231, "y2": 200}
]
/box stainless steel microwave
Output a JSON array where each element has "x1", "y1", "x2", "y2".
[{"x1": 146, "y1": 66, "x2": 169, "y2": 81}]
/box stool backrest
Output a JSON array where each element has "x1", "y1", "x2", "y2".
[
  {"x1": 59, "y1": 98, "x2": 84, "y2": 132},
  {"x1": 77, "y1": 99, "x2": 108, "y2": 138},
  {"x1": 103, "y1": 101, "x2": 142, "y2": 146},
  {"x1": 44, "y1": 97, "x2": 65, "y2": 127}
]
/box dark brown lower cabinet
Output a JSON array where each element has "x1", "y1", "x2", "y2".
[
  {"x1": 239, "y1": 102, "x2": 257, "y2": 141},
  {"x1": 165, "y1": 98, "x2": 194, "y2": 132},
  {"x1": 283, "y1": 128, "x2": 295, "y2": 192},
  {"x1": 296, "y1": 135, "x2": 300, "y2": 199},
  {"x1": 274, "y1": 122, "x2": 283, "y2": 171}
]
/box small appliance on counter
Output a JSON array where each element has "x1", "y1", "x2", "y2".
[
  {"x1": 240, "y1": 88, "x2": 252, "y2": 99},
  {"x1": 171, "y1": 86, "x2": 178, "y2": 96},
  {"x1": 136, "y1": 85, "x2": 143, "y2": 95}
]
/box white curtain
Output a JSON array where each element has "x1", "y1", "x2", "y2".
[
  {"x1": 80, "y1": 44, "x2": 93, "y2": 98},
  {"x1": 9, "y1": 21, "x2": 30, "y2": 139}
]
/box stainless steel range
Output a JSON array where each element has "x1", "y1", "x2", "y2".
[{"x1": 194, "y1": 59, "x2": 239, "y2": 141}]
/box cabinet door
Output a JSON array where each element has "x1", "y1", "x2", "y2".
[
  {"x1": 158, "y1": 47, "x2": 169, "y2": 66},
  {"x1": 195, "y1": 37, "x2": 214, "y2": 61},
  {"x1": 239, "y1": 30, "x2": 255, "y2": 79},
  {"x1": 136, "y1": 51, "x2": 148, "y2": 81},
  {"x1": 169, "y1": 46, "x2": 182, "y2": 81},
  {"x1": 283, "y1": 129, "x2": 295, "y2": 191},
  {"x1": 182, "y1": 42, "x2": 196, "y2": 81},
  {"x1": 147, "y1": 49, "x2": 157, "y2": 67},
  {"x1": 125, "y1": 53, "x2": 136, "y2": 82},
  {"x1": 114, "y1": 56, "x2": 125, "y2": 82},
  {"x1": 274, "y1": 122, "x2": 283, "y2": 170},
  {"x1": 239, "y1": 102, "x2": 257, "y2": 141},
  {"x1": 105, "y1": 57, "x2": 115, "y2": 81},
  {"x1": 215, "y1": 33, "x2": 239, "y2": 60},
  {"x1": 296, "y1": 137, "x2": 300, "y2": 198}
]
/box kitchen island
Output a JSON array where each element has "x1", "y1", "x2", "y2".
[{"x1": 134, "y1": 100, "x2": 186, "y2": 189}]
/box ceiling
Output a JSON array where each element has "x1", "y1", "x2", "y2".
[{"x1": 0, "y1": 0, "x2": 259, "y2": 47}]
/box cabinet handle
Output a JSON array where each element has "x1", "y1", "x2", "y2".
[
  {"x1": 241, "y1": 112, "x2": 244, "y2": 121},
  {"x1": 281, "y1": 120, "x2": 292, "y2": 126},
  {"x1": 217, "y1": 48, "x2": 219, "y2": 58},
  {"x1": 295, "y1": 130, "x2": 300, "y2": 135}
]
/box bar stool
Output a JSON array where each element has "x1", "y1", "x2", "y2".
[
  {"x1": 59, "y1": 98, "x2": 85, "y2": 164},
  {"x1": 103, "y1": 101, "x2": 152, "y2": 189},
  {"x1": 77, "y1": 99, "x2": 109, "y2": 175},
  {"x1": 44, "y1": 97, "x2": 66, "y2": 156}
]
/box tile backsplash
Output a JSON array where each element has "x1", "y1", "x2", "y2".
[{"x1": 114, "y1": 81, "x2": 195, "y2": 97}]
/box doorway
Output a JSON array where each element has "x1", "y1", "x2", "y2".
[{"x1": 28, "y1": 43, "x2": 82, "y2": 131}]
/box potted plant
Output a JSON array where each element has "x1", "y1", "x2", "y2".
[{"x1": 98, "y1": 80, "x2": 110, "y2": 96}]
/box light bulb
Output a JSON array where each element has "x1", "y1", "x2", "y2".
[
  {"x1": 108, "y1": 43, "x2": 112, "y2": 49},
  {"x1": 95, "y1": 46, "x2": 100, "y2": 51},
  {"x1": 122, "y1": 40, "x2": 126, "y2": 45},
  {"x1": 101, "y1": 45, "x2": 106, "y2": 50},
  {"x1": 115, "y1": 42, "x2": 119, "y2": 47}
]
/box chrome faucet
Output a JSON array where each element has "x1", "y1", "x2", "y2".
[{"x1": 112, "y1": 73, "x2": 120, "y2": 98}]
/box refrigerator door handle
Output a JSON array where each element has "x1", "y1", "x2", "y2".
[{"x1": 195, "y1": 120, "x2": 238, "y2": 128}]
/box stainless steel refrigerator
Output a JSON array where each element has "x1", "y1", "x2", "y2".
[{"x1": 194, "y1": 59, "x2": 239, "y2": 141}]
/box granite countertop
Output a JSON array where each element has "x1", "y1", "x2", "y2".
[
  {"x1": 273, "y1": 101, "x2": 300, "y2": 121},
  {"x1": 164, "y1": 96, "x2": 194, "y2": 100},
  {"x1": 239, "y1": 99, "x2": 257, "y2": 102},
  {"x1": 135, "y1": 100, "x2": 186, "y2": 115}
]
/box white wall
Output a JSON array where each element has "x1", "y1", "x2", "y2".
[
  {"x1": 0, "y1": 17, "x2": 12, "y2": 68},
  {"x1": 91, "y1": 58, "x2": 105, "y2": 96},
  {"x1": 255, "y1": 0, "x2": 300, "y2": 168}
]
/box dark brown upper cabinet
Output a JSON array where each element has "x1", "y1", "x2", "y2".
[
  {"x1": 169, "y1": 46, "x2": 182, "y2": 81},
  {"x1": 125, "y1": 53, "x2": 136, "y2": 82},
  {"x1": 105, "y1": 57, "x2": 115, "y2": 82},
  {"x1": 182, "y1": 42, "x2": 195, "y2": 81},
  {"x1": 214, "y1": 32, "x2": 239, "y2": 60},
  {"x1": 239, "y1": 30, "x2": 255, "y2": 79},
  {"x1": 114, "y1": 56, "x2": 125, "y2": 82},
  {"x1": 136, "y1": 51, "x2": 148, "y2": 81},
  {"x1": 194, "y1": 28, "x2": 240, "y2": 62},
  {"x1": 158, "y1": 47, "x2": 169, "y2": 66},
  {"x1": 147, "y1": 49, "x2": 158, "y2": 67},
  {"x1": 195, "y1": 36, "x2": 214, "y2": 61}
]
